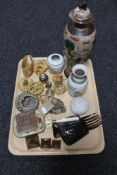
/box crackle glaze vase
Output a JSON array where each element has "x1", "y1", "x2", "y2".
[{"x1": 64, "y1": 3, "x2": 96, "y2": 74}]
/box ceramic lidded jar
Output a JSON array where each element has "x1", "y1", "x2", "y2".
[
  {"x1": 47, "y1": 53, "x2": 64, "y2": 74},
  {"x1": 68, "y1": 64, "x2": 88, "y2": 97},
  {"x1": 64, "y1": 3, "x2": 96, "y2": 75}
]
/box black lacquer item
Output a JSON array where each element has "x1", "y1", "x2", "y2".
[{"x1": 52, "y1": 113, "x2": 102, "y2": 145}]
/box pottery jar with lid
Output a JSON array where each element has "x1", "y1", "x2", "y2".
[
  {"x1": 47, "y1": 53, "x2": 64, "y2": 74},
  {"x1": 67, "y1": 64, "x2": 88, "y2": 97},
  {"x1": 64, "y1": 2, "x2": 96, "y2": 76}
]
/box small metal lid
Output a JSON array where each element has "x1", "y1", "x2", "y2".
[{"x1": 69, "y1": 2, "x2": 94, "y2": 24}]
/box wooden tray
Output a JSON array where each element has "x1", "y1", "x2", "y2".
[{"x1": 8, "y1": 58, "x2": 105, "y2": 155}]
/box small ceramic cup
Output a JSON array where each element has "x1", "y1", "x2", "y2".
[
  {"x1": 22, "y1": 55, "x2": 34, "y2": 77},
  {"x1": 47, "y1": 53, "x2": 64, "y2": 74}
]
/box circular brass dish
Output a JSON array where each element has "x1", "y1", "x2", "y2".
[
  {"x1": 34, "y1": 60, "x2": 48, "y2": 75},
  {"x1": 29, "y1": 81, "x2": 44, "y2": 96},
  {"x1": 15, "y1": 92, "x2": 39, "y2": 112}
]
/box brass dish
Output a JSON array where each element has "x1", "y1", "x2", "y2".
[
  {"x1": 15, "y1": 92, "x2": 39, "y2": 112},
  {"x1": 29, "y1": 81, "x2": 44, "y2": 96},
  {"x1": 34, "y1": 60, "x2": 48, "y2": 75},
  {"x1": 13, "y1": 111, "x2": 45, "y2": 138}
]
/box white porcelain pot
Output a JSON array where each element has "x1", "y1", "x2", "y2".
[
  {"x1": 47, "y1": 53, "x2": 64, "y2": 74},
  {"x1": 68, "y1": 64, "x2": 88, "y2": 97}
]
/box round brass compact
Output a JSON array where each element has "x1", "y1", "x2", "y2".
[
  {"x1": 18, "y1": 77, "x2": 33, "y2": 91},
  {"x1": 34, "y1": 60, "x2": 48, "y2": 75},
  {"x1": 29, "y1": 81, "x2": 44, "y2": 96},
  {"x1": 22, "y1": 55, "x2": 34, "y2": 77},
  {"x1": 15, "y1": 92, "x2": 39, "y2": 112}
]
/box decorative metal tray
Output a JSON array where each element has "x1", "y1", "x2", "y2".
[{"x1": 8, "y1": 58, "x2": 105, "y2": 155}]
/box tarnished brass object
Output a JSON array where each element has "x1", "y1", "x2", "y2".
[
  {"x1": 52, "y1": 140, "x2": 61, "y2": 149},
  {"x1": 18, "y1": 77, "x2": 33, "y2": 91},
  {"x1": 50, "y1": 98, "x2": 66, "y2": 114},
  {"x1": 16, "y1": 110, "x2": 38, "y2": 133},
  {"x1": 41, "y1": 138, "x2": 51, "y2": 148},
  {"x1": 34, "y1": 60, "x2": 48, "y2": 75},
  {"x1": 29, "y1": 81, "x2": 44, "y2": 96},
  {"x1": 39, "y1": 100, "x2": 55, "y2": 115},
  {"x1": 52, "y1": 74, "x2": 67, "y2": 95},
  {"x1": 46, "y1": 82, "x2": 53, "y2": 89},
  {"x1": 15, "y1": 91, "x2": 39, "y2": 112},
  {"x1": 52, "y1": 74, "x2": 63, "y2": 83},
  {"x1": 39, "y1": 94, "x2": 46, "y2": 103},
  {"x1": 45, "y1": 82, "x2": 55, "y2": 100},
  {"x1": 13, "y1": 110, "x2": 45, "y2": 138},
  {"x1": 26, "y1": 134, "x2": 40, "y2": 149},
  {"x1": 22, "y1": 55, "x2": 34, "y2": 77},
  {"x1": 53, "y1": 84, "x2": 67, "y2": 95}
]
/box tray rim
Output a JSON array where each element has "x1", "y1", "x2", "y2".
[{"x1": 8, "y1": 58, "x2": 105, "y2": 156}]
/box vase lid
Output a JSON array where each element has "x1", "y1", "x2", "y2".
[{"x1": 69, "y1": 2, "x2": 94, "y2": 24}]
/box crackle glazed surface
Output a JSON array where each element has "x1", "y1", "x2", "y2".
[{"x1": 64, "y1": 26, "x2": 96, "y2": 65}]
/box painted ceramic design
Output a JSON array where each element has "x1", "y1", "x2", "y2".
[
  {"x1": 64, "y1": 3, "x2": 96, "y2": 70},
  {"x1": 64, "y1": 27, "x2": 96, "y2": 66}
]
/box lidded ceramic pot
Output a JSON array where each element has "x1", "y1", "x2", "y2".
[
  {"x1": 64, "y1": 2, "x2": 96, "y2": 76},
  {"x1": 68, "y1": 64, "x2": 88, "y2": 97},
  {"x1": 47, "y1": 53, "x2": 64, "y2": 74}
]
